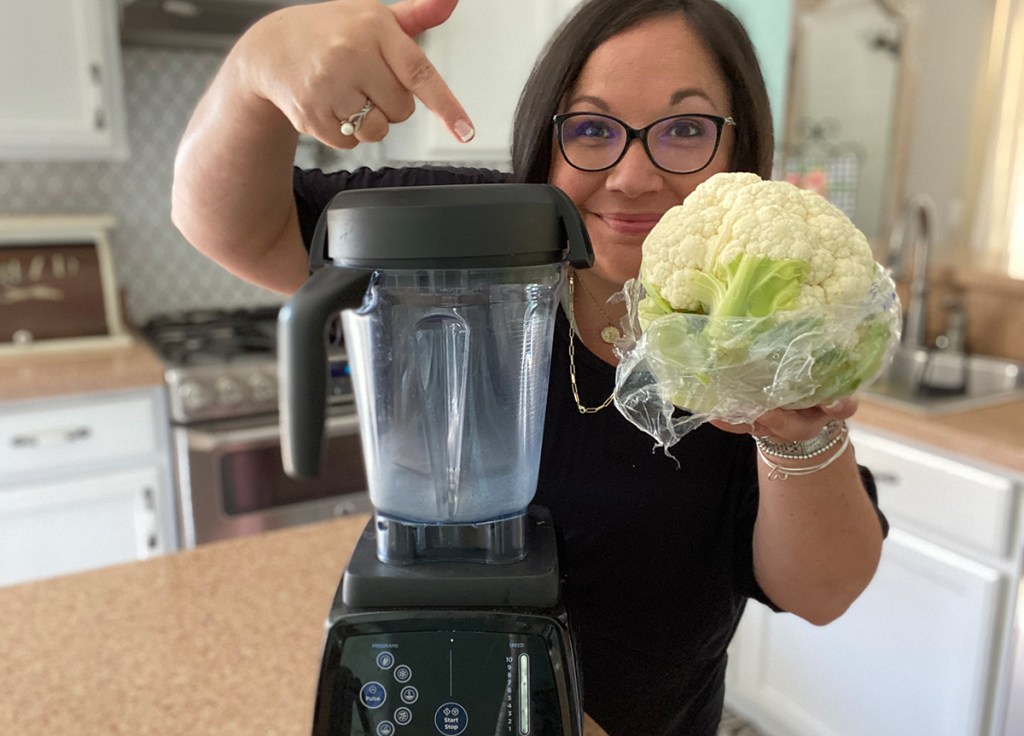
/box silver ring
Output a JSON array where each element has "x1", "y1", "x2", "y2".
[{"x1": 340, "y1": 99, "x2": 373, "y2": 136}]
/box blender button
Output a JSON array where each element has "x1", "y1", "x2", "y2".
[
  {"x1": 376, "y1": 652, "x2": 396, "y2": 669},
  {"x1": 359, "y1": 682, "x2": 387, "y2": 709},
  {"x1": 376, "y1": 721, "x2": 395, "y2": 736},
  {"x1": 394, "y1": 664, "x2": 412, "y2": 682},
  {"x1": 434, "y1": 702, "x2": 469, "y2": 735},
  {"x1": 394, "y1": 707, "x2": 412, "y2": 726},
  {"x1": 399, "y1": 686, "x2": 419, "y2": 704}
]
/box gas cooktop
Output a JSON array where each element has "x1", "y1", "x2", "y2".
[
  {"x1": 140, "y1": 306, "x2": 349, "y2": 425},
  {"x1": 141, "y1": 306, "x2": 280, "y2": 367}
]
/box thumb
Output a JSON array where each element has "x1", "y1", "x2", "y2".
[{"x1": 389, "y1": 0, "x2": 460, "y2": 37}]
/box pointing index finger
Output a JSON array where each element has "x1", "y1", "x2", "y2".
[{"x1": 379, "y1": 16, "x2": 475, "y2": 142}]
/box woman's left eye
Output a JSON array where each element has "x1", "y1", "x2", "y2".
[{"x1": 664, "y1": 119, "x2": 704, "y2": 138}]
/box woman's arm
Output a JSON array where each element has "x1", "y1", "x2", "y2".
[
  {"x1": 171, "y1": 0, "x2": 474, "y2": 294},
  {"x1": 713, "y1": 398, "x2": 885, "y2": 625}
]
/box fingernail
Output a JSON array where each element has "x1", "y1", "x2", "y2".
[
  {"x1": 824, "y1": 399, "x2": 843, "y2": 411},
  {"x1": 454, "y1": 119, "x2": 475, "y2": 143}
]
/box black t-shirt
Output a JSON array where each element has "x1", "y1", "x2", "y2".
[{"x1": 293, "y1": 165, "x2": 885, "y2": 735}]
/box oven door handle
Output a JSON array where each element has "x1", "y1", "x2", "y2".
[{"x1": 186, "y1": 411, "x2": 361, "y2": 452}]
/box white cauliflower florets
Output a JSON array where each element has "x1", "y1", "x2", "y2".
[{"x1": 642, "y1": 172, "x2": 877, "y2": 313}]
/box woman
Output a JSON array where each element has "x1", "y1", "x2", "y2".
[{"x1": 172, "y1": 1, "x2": 887, "y2": 733}]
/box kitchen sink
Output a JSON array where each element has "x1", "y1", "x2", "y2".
[{"x1": 860, "y1": 347, "x2": 1024, "y2": 413}]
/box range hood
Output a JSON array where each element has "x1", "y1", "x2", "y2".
[{"x1": 119, "y1": 0, "x2": 290, "y2": 49}]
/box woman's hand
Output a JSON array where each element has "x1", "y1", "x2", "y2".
[
  {"x1": 233, "y1": 0, "x2": 475, "y2": 149},
  {"x1": 172, "y1": 0, "x2": 476, "y2": 293},
  {"x1": 708, "y1": 396, "x2": 858, "y2": 442}
]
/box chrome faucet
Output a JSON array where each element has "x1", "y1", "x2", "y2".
[{"x1": 887, "y1": 194, "x2": 938, "y2": 350}]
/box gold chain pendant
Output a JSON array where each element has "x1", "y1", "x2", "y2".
[{"x1": 568, "y1": 272, "x2": 615, "y2": 414}]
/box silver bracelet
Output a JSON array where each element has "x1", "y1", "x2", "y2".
[
  {"x1": 754, "y1": 419, "x2": 847, "y2": 460},
  {"x1": 757, "y1": 432, "x2": 852, "y2": 481}
]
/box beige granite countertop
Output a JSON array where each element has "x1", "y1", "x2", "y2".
[
  {"x1": 853, "y1": 396, "x2": 1024, "y2": 475},
  {"x1": 0, "y1": 337, "x2": 165, "y2": 403},
  {"x1": 0, "y1": 516, "x2": 364, "y2": 735},
  {"x1": 0, "y1": 515, "x2": 609, "y2": 736}
]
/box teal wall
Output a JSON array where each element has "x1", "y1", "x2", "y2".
[{"x1": 717, "y1": 0, "x2": 793, "y2": 144}]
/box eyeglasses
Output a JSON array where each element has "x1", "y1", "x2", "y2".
[{"x1": 552, "y1": 112, "x2": 735, "y2": 175}]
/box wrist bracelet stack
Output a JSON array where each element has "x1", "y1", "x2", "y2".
[{"x1": 754, "y1": 419, "x2": 851, "y2": 481}]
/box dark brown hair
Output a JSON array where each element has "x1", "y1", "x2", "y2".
[{"x1": 510, "y1": 0, "x2": 773, "y2": 183}]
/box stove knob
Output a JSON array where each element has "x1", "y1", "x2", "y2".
[
  {"x1": 248, "y1": 372, "x2": 277, "y2": 403},
  {"x1": 179, "y1": 380, "x2": 213, "y2": 412},
  {"x1": 215, "y1": 376, "x2": 244, "y2": 406}
]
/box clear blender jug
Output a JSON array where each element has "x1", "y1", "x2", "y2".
[{"x1": 279, "y1": 184, "x2": 592, "y2": 563}]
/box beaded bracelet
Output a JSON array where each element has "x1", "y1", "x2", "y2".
[
  {"x1": 754, "y1": 419, "x2": 847, "y2": 460},
  {"x1": 756, "y1": 432, "x2": 852, "y2": 481}
]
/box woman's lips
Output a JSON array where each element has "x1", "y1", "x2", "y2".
[{"x1": 593, "y1": 212, "x2": 664, "y2": 235}]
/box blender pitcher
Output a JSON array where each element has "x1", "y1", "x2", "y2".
[{"x1": 279, "y1": 184, "x2": 592, "y2": 563}]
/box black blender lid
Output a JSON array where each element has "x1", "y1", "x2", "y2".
[{"x1": 317, "y1": 183, "x2": 593, "y2": 270}]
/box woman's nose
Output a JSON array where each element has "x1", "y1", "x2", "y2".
[{"x1": 604, "y1": 140, "x2": 664, "y2": 197}]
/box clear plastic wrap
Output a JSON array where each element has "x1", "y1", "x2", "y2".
[{"x1": 612, "y1": 263, "x2": 901, "y2": 448}]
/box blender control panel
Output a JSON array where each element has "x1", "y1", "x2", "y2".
[{"x1": 320, "y1": 628, "x2": 563, "y2": 735}]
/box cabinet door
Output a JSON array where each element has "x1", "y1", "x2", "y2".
[
  {"x1": 0, "y1": 467, "x2": 164, "y2": 586},
  {"x1": 729, "y1": 528, "x2": 1002, "y2": 736},
  {"x1": 383, "y1": 0, "x2": 572, "y2": 165},
  {"x1": 0, "y1": 0, "x2": 127, "y2": 159}
]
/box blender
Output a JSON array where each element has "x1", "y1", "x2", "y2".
[{"x1": 278, "y1": 184, "x2": 593, "y2": 736}]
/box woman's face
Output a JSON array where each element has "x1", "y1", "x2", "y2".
[{"x1": 549, "y1": 14, "x2": 734, "y2": 287}]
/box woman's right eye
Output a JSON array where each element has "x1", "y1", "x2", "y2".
[{"x1": 568, "y1": 118, "x2": 617, "y2": 141}]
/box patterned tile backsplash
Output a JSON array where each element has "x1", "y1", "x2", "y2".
[{"x1": 0, "y1": 47, "x2": 387, "y2": 325}]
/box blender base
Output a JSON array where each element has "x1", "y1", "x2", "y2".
[
  {"x1": 374, "y1": 510, "x2": 529, "y2": 566},
  {"x1": 311, "y1": 505, "x2": 583, "y2": 736},
  {"x1": 347, "y1": 507, "x2": 558, "y2": 609}
]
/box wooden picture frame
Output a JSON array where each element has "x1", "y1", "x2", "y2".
[{"x1": 0, "y1": 215, "x2": 131, "y2": 353}]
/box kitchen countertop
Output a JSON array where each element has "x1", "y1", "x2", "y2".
[
  {"x1": 0, "y1": 514, "x2": 609, "y2": 736},
  {"x1": 851, "y1": 396, "x2": 1024, "y2": 475},
  {"x1": 0, "y1": 515, "x2": 359, "y2": 736},
  {"x1": 0, "y1": 336, "x2": 165, "y2": 404}
]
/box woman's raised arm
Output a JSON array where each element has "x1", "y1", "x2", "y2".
[{"x1": 171, "y1": 0, "x2": 475, "y2": 293}]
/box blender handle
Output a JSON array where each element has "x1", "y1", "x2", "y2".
[
  {"x1": 278, "y1": 267, "x2": 373, "y2": 477},
  {"x1": 549, "y1": 186, "x2": 594, "y2": 270}
]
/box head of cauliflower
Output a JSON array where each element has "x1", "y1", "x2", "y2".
[{"x1": 641, "y1": 172, "x2": 877, "y2": 315}]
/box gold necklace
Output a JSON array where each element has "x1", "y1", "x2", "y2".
[
  {"x1": 567, "y1": 272, "x2": 615, "y2": 414},
  {"x1": 574, "y1": 272, "x2": 622, "y2": 344}
]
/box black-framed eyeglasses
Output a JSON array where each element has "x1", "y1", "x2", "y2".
[{"x1": 552, "y1": 112, "x2": 735, "y2": 175}]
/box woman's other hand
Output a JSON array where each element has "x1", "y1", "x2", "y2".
[
  {"x1": 233, "y1": 0, "x2": 475, "y2": 149},
  {"x1": 708, "y1": 396, "x2": 858, "y2": 442}
]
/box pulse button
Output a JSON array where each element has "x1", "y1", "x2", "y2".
[{"x1": 359, "y1": 682, "x2": 386, "y2": 709}]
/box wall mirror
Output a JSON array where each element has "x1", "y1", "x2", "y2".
[{"x1": 781, "y1": 0, "x2": 914, "y2": 249}]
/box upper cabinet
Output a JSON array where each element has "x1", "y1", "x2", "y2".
[
  {"x1": 0, "y1": 0, "x2": 128, "y2": 161},
  {"x1": 383, "y1": 0, "x2": 580, "y2": 167}
]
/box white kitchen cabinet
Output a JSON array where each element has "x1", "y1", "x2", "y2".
[
  {"x1": 0, "y1": 387, "x2": 176, "y2": 586},
  {"x1": 383, "y1": 0, "x2": 579, "y2": 165},
  {"x1": 0, "y1": 0, "x2": 128, "y2": 160},
  {"x1": 0, "y1": 467, "x2": 165, "y2": 587},
  {"x1": 726, "y1": 426, "x2": 1023, "y2": 736}
]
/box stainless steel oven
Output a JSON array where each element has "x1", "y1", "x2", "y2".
[
  {"x1": 173, "y1": 408, "x2": 370, "y2": 547},
  {"x1": 141, "y1": 308, "x2": 370, "y2": 548}
]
